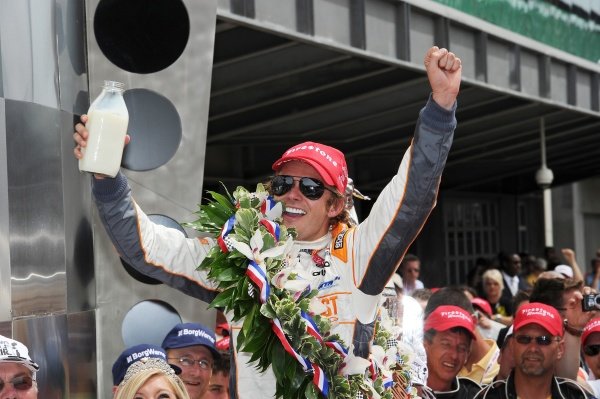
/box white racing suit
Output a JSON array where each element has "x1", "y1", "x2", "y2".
[{"x1": 92, "y1": 96, "x2": 456, "y2": 399}]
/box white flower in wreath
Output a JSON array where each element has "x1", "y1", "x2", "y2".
[
  {"x1": 230, "y1": 229, "x2": 292, "y2": 266},
  {"x1": 370, "y1": 344, "x2": 397, "y2": 371},
  {"x1": 378, "y1": 306, "x2": 403, "y2": 340},
  {"x1": 271, "y1": 264, "x2": 312, "y2": 301},
  {"x1": 339, "y1": 345, "x2": 371, "y2": 377}
]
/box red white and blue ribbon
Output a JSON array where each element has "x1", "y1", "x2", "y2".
[
  {"x1": 301, "y1": 311, "x2": 322, "y2": 341},
  {"x1": 369, "y1": 360, "x2": 378, "y2": 381},
  {"x1": 311, "y1": 362, "x2": 329, "y2": 397},
  {"x1": 245, "y1": 260, "x2": 270, "y2": 303},
  {"x1": 271, "y1": 318, "x2": 311, "y2": 371},
  {"x1": 261, "y1": 196, "x2": 278, "y2": 218},
  {"x1": 272, "y1": 317, "x2": 329, "y2": 396},
  {"x1": 217, "y1": 216, "x2": 236, "y2": 253},
  {"x1": 259, "y1": 219, "x2": 280, "y2": 241},
  {"x1": 383, "y1": 373, "x2": 394, "y2": 389},
  {"x1": 301, "y1": 311, "x2": 348, "y2": 356},
  {"x1": 324, "y1": 340, "x2": 348, "y2": 357}
]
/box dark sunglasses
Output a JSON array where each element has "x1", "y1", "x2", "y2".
[
  {"x1": 514, "y1": 334, "x2": 558, "y2": 346},
  {"x1": 270, "y1": 175, "x2": 337, "y2": 201},
  {"x1": 584, "y1": 344, "x2": 600, "y2": 356},
  {"x1": 0, "y1": 375, "x2": 34, "y2": 392}
]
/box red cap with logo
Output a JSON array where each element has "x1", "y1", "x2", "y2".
[
  {"x1": 513, "y1": 302, "x2": 563, "y2": 337},
  {"x1": 582, "y1": 318, "x2": 600, "y2": 346},
  {"x1": 272, "y1": 141, "x2": 348, "y2": 194},
  {"x1": 471, "y1": 297, "x2": 493, "y2": 318},
  {"x1": 424, "y1": 305, "x2": 476, "y2": 339}
]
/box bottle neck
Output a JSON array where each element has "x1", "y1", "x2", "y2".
[{"x1": 102, "y1": 80, "x2": 125, "y2": 93}]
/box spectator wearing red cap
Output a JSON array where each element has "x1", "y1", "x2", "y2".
[
  {"x1": 422, "y1": 305, "x2": 482, "y2": 399},
  {"x1": 471, "y1": 297, "x2": 504, "y2": 342},
  {"x1": 475, "y1": 303, "x2": 594, "y2": 399},
  {"x1": 73, "y1": 46, "x2": 462, "y2": 399},
  {"x1": 426, "y1": 287, "x2": 501, "y2": 386},
  {"x1": 582, "y1": 318, "x2": 600, "y2": 397},
  {"x1": 530, "y1": 276, "x2": 596, "y2": 382}
]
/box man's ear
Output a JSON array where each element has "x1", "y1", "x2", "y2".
[
  {"x1": 327, "y1": 196, "x2": 345, "y2": 218},
  {"x1": 556, "y1": 338, "x2": 565, "y2": 361}
]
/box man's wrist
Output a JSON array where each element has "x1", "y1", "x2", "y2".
[{"x1": 563, "y1": 319, "x2": 584, "y2": 337}]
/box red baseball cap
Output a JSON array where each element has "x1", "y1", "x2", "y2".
[
  {"x1": 513, "y1": 302, "x2": 563, "y2": 337},
  {"x1": 471, "y1": 297, "x2": 493, "y2": 318},
  {"x1": 424, "y1": 305, "x2": 476, "y2": 339},
  {"x1": 272, "y1": 141, "x2": 348, "y2": 193},
  {"x1": 582, "y1": 318, "x2": 600, "y2": 346}
]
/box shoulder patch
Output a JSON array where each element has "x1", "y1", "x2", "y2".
[{"x1": 330, "y1": 224, "x2": 350, "y2": 262}]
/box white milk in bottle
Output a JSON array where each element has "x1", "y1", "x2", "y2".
[{"x1": 79, "y1": 80, "x2": 129, "y2": 177}]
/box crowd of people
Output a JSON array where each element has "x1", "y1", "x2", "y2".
[
  {"x1": 1, "y1": 43, "x2": 595, "y2": 399},
  {"x1": 383, "y1": 247, "x2": 600, "y2": 398},
  {"x1": 1, "y1": 321, "x2": 229, "y2": 399}
]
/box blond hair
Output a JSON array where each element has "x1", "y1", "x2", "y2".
[
  {"x1": 114, "y1": 368, "x2": 189, "y2": 399},
  {"x1": 482, "y1": 268, "x2": 504, "y2": 291}
]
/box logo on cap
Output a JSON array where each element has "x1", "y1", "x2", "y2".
[
  {"x1": 112, "y1": 344, "x2": 171, "y2": 386},
  {"x1": 0, "y1": 335, "x2": 39, "y2": 373},
  {"x1": 582, "y1": 317, "x2": 600, "y2": 345},
  {"x1": 513, "y1": 302, "x2": 563, "y2": 337},
  {"x1": 177, "y1": 328, "x2": 216, "y2": 344},
  {"x1": 272, "y1": 141, "x2": 348, "y2": 194},
  {"x1": 424, "y1": 305, "x2": 476, "y2": 339},
  {"x1": 161, "y1": 323, "x2": 221, "y2": 361}
]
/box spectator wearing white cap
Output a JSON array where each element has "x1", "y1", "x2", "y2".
[
  {"x1": 0, "y1": 335, "x2": 40, "y2": 399},
  {"x1": 475, "y1": 303, "x2": 593, "y2": 399},
  {"x1": 555, "y1": 264, "x2": 575, "y2": 279}
]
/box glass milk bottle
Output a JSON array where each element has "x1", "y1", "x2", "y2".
[{"x1": 79, "y1": 80, "x2": 129, "y2": 177}]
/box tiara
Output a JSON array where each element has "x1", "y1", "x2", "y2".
[{"x1": 120, "y1": 357, "x2": 176, "y2": 385}]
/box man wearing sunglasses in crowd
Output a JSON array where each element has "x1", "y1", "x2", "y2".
[
  {"x1": 72, "y1": 45, "x2": 461, "y2": 399},
  {"x1": 0, "y1": 335, "x2": 39, "y2": 399},
  {"x1": 530, "y1": 275, "x2": 597, "y2": 383},
  {"x1": 581, "y1": 318, "x2": 600, "y2": 397},
  {"x1": 475, "y1": 303, "x2": 595, "y2": 399}
]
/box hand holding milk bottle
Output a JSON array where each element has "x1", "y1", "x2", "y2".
[{"x1": 78, "y1": 80, "x2": 129, "y2": 177}]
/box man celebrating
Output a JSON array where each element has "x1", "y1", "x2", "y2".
[
  {"x1": 73, "y1": 46, "x2": 461, "y2": 398},
  {"x1": 0, "y1": 335, "x2": 40, "y2": 399},
  {"x1": 475, "y1": 303, "x2": 594, "y2": 399},
  {"x1": 422, "y1": 305, "x2": 482, "y2": 398}
]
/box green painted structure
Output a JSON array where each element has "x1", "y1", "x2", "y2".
[{"x1": 433, "y1": 0, "x2": 600, "y2": 62}]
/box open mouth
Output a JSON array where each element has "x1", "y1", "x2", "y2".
[{"x1": 284, "y1": 207, "x2": 306, "y2": 217}]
